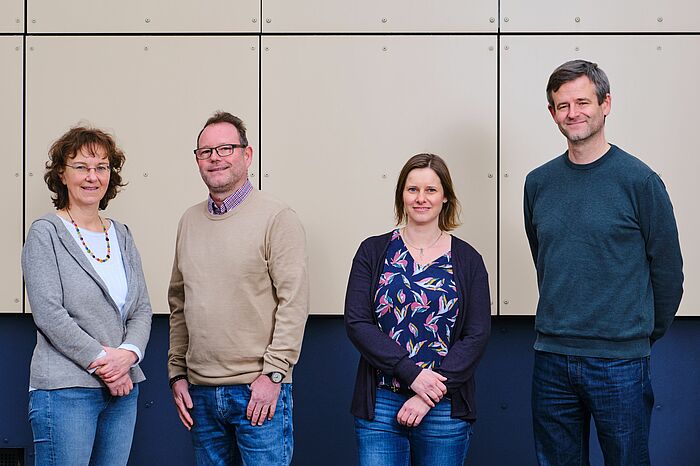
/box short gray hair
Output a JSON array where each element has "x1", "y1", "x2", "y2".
[{"x1": 546, "y1": 60, "x2": 610, "y2": 107}]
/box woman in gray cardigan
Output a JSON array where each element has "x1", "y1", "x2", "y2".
[{"x1": 22, "y1": 126, "x2": 152, "y2": 466}]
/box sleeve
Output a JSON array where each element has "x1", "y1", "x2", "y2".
[
  {"x1": 639, "y1": 174, "x2": 684, "y2": 342},
  {"x1": 523, "y1": 177, "x2": 539, "y2": 266},
  {"x1": 120, "y1": 226, "x2": 152, "y2": 363},
  {"x1": 22, "y1": 223, "x2": 104, "y2": 369},
  {"x1": 343, "y1": 239, "x2": 422, "y2": 387},
  {"x1": 435, "y1": 253, "x2": 491, "y2": 390},
  {"x1": 167, "y1": 220, "x2": 190, "y2": 379},
  {"x1": 262, "y1": 208, "x2": 310, "y2": 376}
]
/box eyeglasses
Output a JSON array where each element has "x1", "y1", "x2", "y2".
[
  {"x1": 65, "y1": 163, "x2": 111, "y2": 175},
  {"x1": 194, "y1": 144, "x2": 247, "y2": 160}
]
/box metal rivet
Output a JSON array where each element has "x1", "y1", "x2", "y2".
[
  {"x1": 575, "y1": 16, "x2": 581, "y2": 23},
  {"x1": 143, "y1": 172, "x2": 148, "y2": 177},
  {"x1": 382, "y1": 46, "x2": 388, "y2": 52},
  {"x1": 266, "y1": 18, "x2": 271, "y2": 23},
  {"x1": 29, "y1": 172, "x2": 34, "y2": 176},
  {"x1": 501, "y1": 403, "x2": 508, "y2": 410},
  {"x1": 144, "y1": 46, "x2": 148, "y2": 51},
  {"x1": 16, "y1": 18, "x2": 20, "y2": 23},
  {"x1": 29, "y1": 46, "x2": 34, "y2": 51},
  {"x1": 657, "y1": 17, "x2": 663, "y2": 23},
  {"x1": 252, "y1": 18, "x2": 257, "y2": 23},
  {"x1": 32, "y1": 19, "x2": 36, "y2": 24},
  {"x1": 503, "y1": 300, "x2": 509, "y2": 304},
  {"x1": 504, "y1": 45, "x2": 510, "y2": 51},
  {"x1": 14, "y1": 298, "x2": 19, "y2": 303},
  {"x1": 15, "y1": 173, "x2": 19, "y2": 177},
  {"x1": 145, "y1": 18, "x2": 151, "y2": 23},
  {"x1": 488, "y1": 173, "x2": 493, "y2": 178},
  {"x1": 504, "y1": 173, "x2": 509, "y2": 177},
  {"x1": 381, "y1": 174, "x2": 387, "y2": 179},
  {"x1": 575, "y1": 46, "x2": 580, "y2": 52},
  {"x1": 264, "y1": 173, "x2": 269, "y2": 178},
  {"x1": 657, "y1": 46, "x2": 662, "y2": 51},
  {"x1": 251, "y1": 46, "x2": 256, "y2": 51},
  {"x1": 15, "y1": 46, "x2": 20, "y2": 51},
  {"x1": 381, "y1": 18, "x2": 388, "y2": 23},
  {"x1": 488, "y1": 46, "x2": 494, "y2": 51},
  {"x1": 503, "y1": 17, "x2": 509, "y2": 22},
  {"x1": 250, "y1": 173, "x2": 255, "y2": 178},
  {"x1": 265, "y1": 47, "x2": 270, "y2": 52},
  {"x1": 489, "y1": 17, "x2": 495, "y2": 23},
  {"x1": 655, "y1": 405, "x2": 662, "y2": 410}
]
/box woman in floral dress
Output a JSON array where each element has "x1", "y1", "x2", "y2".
[{"x1": 345, "y1": 153, "x2": 491, "y2": 465}]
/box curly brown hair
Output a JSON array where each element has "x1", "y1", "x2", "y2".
[{"x1": 44, "y1": 126, "x2": 127, "y2": 210}]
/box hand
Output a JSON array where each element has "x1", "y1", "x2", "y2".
[
  {"x1": 89, "y1": 347, "x2": 138, "y2": 383},
  {"x1": 409, "y1": 369, "x2": 447, "y2": 407},
  {"x1": 397, "y1": 395, "x2": 432, "y2": 427},
  {"x1": 246, "y1": 374, "x2": 282, "y2": 426},
  {"x1": 105, "y1": 372, "x2": 133, "y2": 397},
  {"x1": 171, "y1": 379, "x2": 194, "y2": 430}
]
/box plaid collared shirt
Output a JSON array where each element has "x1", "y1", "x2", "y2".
[{"x1": 207, "y1": 179, "x2": 254, "y2": 215}]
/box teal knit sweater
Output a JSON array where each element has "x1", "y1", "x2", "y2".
[{"x1": 524, "y1": 145, "x2": 683, "y2": 358}]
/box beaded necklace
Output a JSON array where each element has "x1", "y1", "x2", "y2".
[{"x1": 66, "y1": 209, "x2": 111, "y2": 263}]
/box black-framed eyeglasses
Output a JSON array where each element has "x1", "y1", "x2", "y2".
[
  {"x1": 65, "y1": 163, "x2": 111, "y2": 175},
  {"x1": 193, "y1": 144, "x2": 247, "y2": 160}
]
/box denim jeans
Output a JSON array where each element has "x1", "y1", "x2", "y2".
[
  {"x1": 354, "y1": 388, "x2": 473, "y2": 466},
  {"x1": 189, "y1": 383, "x2": 293, "y2": 466},
  {"x1": 532, "y1": 351, "x2": 654, "y2": 466},
  {"x1": 28, "y1": 385, "x2": 139, "y2": 466}
]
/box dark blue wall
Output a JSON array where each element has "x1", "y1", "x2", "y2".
[{"x1": 1, "y1": 314, "x2": 699, "y2": 465}]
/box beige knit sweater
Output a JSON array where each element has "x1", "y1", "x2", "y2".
[{"x1": 167, "y1": 189, "x2": 309, "y2": 385}]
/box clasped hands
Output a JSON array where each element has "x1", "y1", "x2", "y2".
[
  {"x1": 88, "y1": 346, "x2": 137, "y2": 397},
  {"x1": 397, "y1": 369, "x2": 447, "y2": 427}
]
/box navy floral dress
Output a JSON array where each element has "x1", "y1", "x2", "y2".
[{"x1": 375, "y1": 229, "x2": 459, "y2": 390}]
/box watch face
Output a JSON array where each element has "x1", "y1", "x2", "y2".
[{"x1": 269, "y1": 372, "x2": 283, "y2": 383}]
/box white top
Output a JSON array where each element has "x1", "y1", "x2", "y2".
[{"x1": 60, "y1": 215, "x2": 128, "y2": 315}]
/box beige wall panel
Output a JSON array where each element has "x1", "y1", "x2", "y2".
[
  {"x1": 263, "y1": 0, "x2": 496, "y2": 32},
  {"x1": 501, "y1": 0, "x2": 700, "y2": 32},
  {"x1": 0, "y1": 1, "x2": 24, "y2": 32},
  {"x1": 26, "y1": 36, "x2": 259, "y2": 314},
  {"x1": 0, "y1": 37, "x2": 23, "y2": 312},
  {"x1": 28, "y1": 0, "x2": 260, "y2": 33},
  {"x1": 262, "y1": 35, "x2": 497, "y2": 315},
  {"x1": 500, "y1": 35, "x2": 699, "y2": 316}
]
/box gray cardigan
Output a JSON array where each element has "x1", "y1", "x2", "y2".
[{"x1": 22, "y1": 214, "x2": 152, "y2": 389}]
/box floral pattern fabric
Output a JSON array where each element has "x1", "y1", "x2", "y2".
[{"x1": 375, "y1": 229, "x2": 459, "y2": 389}]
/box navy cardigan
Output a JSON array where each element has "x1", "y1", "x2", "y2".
[{"x1": 344, "y1": 231, "x2": 491, "y2": 422}]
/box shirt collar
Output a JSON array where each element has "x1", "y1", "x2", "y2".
[{"x1": 207, "y1": 179, "x2": 254, "y2": 215}]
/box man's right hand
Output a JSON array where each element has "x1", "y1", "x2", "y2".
[
  {"x1": 409, "y1": 369, "x2": 447, "y2": 407},
  {"x1": 171, "y1": 378, "x2": 194, "y2": 430}
]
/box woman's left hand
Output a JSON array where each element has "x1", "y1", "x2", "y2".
[
  {"x1": 88, "y1": 346, "x2": 137, "y2": 383},
  {"x1": 397, "y1": 395, "x2": 432, "y2": 427}
]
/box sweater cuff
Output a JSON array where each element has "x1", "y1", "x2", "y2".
[{"x1": 395, "y1": 357, "x2": 422, "y2": 387}]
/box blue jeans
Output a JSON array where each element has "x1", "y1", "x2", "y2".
[
  {"x1": 189, "y1": 383, "x2": 293, "y2": 466},
  {"x1": 532, "y1": 351, "x2": 654, "y2": 466},
  {"x1": 28, "y1": 385, "x2": 139, "y2": 466},
  {"x1": 355, "y1": 388, "x2": 473, "y2": 466}
]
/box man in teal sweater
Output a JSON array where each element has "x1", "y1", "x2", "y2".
[{"x1": 524, "y1": 60, "x2": 683, "y2": 465}]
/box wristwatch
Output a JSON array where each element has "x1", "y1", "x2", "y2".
[{"x1": 267, "y1": 371, "x2": 284, "y2": 384}]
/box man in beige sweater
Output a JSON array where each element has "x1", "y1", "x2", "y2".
[{"x1": 167, "y1": 111, "x2": 309, "y2": 465}]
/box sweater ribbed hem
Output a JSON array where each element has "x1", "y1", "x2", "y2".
[{"x1": 534, "y1": 333, "x2": 651, "y2": 358}]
